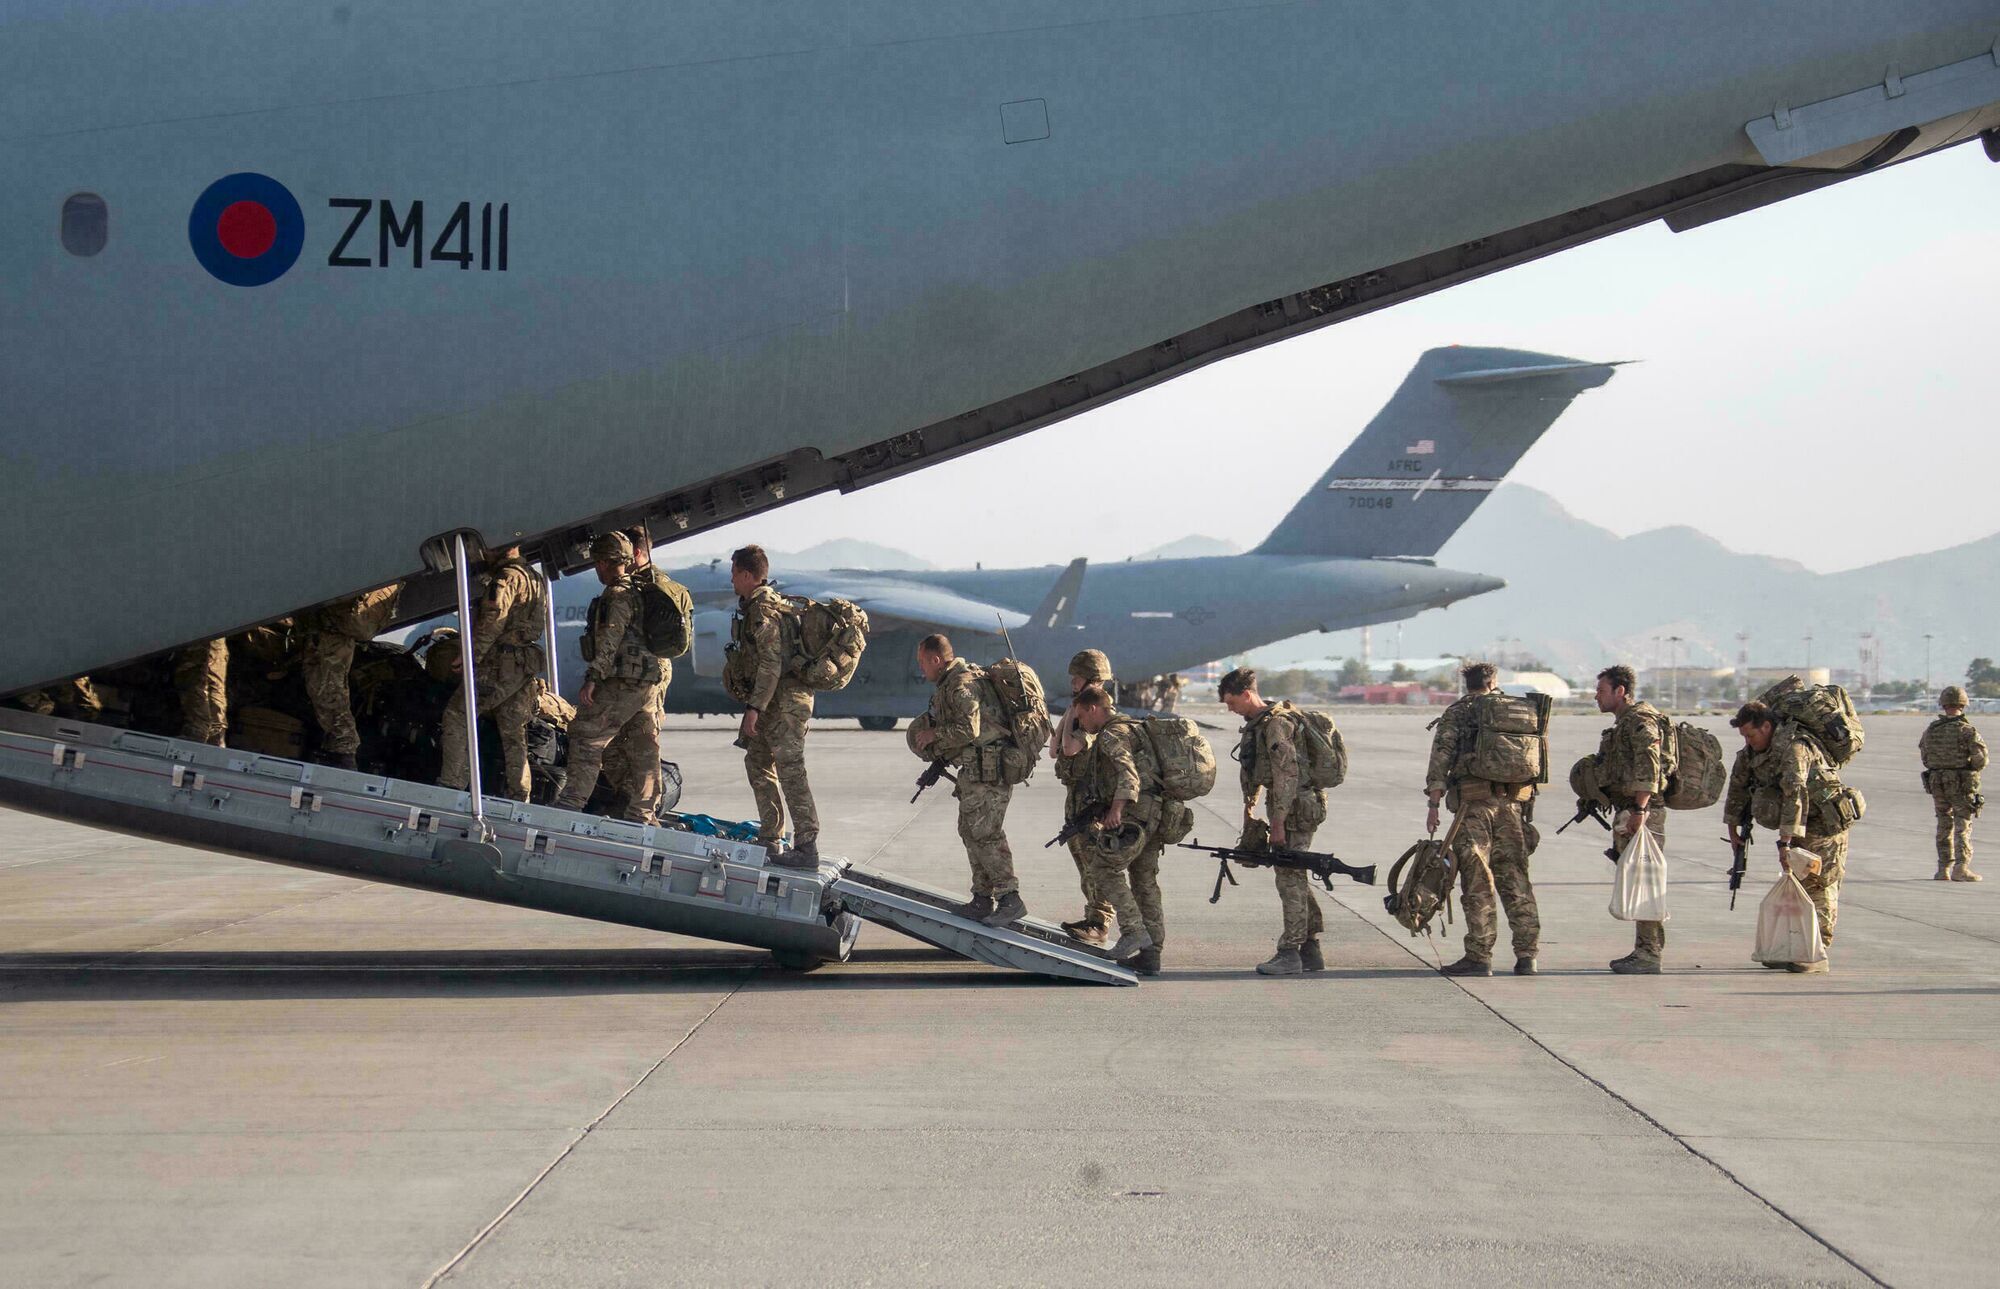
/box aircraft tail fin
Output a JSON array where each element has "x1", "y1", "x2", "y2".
[
  {"x1": 1029, "y1": 558, "x2": 1088, "y2": 630},
  {"x1": 1252, "y1": 346, "x2": 1620, "y2": 559}
]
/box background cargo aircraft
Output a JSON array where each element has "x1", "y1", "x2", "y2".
[
  {"x1": 7, "y1": 5, "x2": 2000, "y2": 699},
  {"x1": 545, "y1": 346, "x2": 1617, "y2": 723}
]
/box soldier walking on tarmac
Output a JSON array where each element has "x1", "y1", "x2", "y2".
[
  {"x1": 1920, "y1": 685, "x2": 1985, "y2": 882},
  {"x1": 1593, "y1": 664, "x2": 1671, "y2": 974},
  {"x1": 1425, "y1": 661, "x2": 1543, "y2": 977},
  {"x1": 1050, "y1": 649, "x2": 1118, "y2": 945},
  {"x1": 1220, "y1": 668, "x2": 1329, "y2": 977},
  {"x1": 913, "y1": 634, "x2": 1027, "y2": 927},
  {"x1": 730, "y1": 545, "x2": 819, "y2": 867}
]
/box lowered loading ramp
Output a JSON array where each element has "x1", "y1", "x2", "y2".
[{"x1": 0, "y1": 710, "x2": 1130, "y2": 985}]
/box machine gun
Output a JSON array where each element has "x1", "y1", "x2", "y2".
[
  {"x1": 1726, "y1": 805, "x2": 1754, "y2": 910},
  {"x1": 1178, "y1": 838, "x2": 1377, "y2": 905},
  {"x1": 910, "y1": 759, "x2": 957, "y2": 803},
  {"x1": 1045, "y1": 802, "x2": 1109, "y2": 849}
]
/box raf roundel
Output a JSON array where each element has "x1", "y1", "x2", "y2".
[{"x1": 188, "y1": 173, "x2": 304, "y2": 287}]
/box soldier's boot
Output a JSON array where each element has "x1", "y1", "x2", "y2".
[
  {"x1": 1109, "y1": 928, "x2": 1155, "y2": 960},
  {"x1": 1122, "y1": 946, "x2": 1162, "y2": 977},
  {"x1": 1952, "y1": 862, "x2": 1983, "y2": 882},
  {"x1": 1256, "y1": 947, "x2": 1303, "y2": 976},
  {"x1": 1514, "y1": 957, "x2": 1538, "y2": 976},
  {"x1": 1298, "y1": 938, "x2": 1326, "y2": 972},
  {"x1": 952, "y1": 893, "x2": 996, "y2": 921},
  {"x1": 1935, "y1": 863, "x2": 1955, "y2": 881},
  {"x1": 768, "y1": 840, "x2": 820, "y2": 870},
  {"x1": 1439, "y1": 956, "x2": 1492, "y2": 977},
  {"x1": 1786, "y1": 958, "x2": 1831, "y2": 974},
  {"x1": 1610, "y1": 952, "x2": 1662, "y2": 975},
  {"x1": 982, "y1": 891, "x2": 1028, "y2": 927},
  {"x1": 324, "y1": 752, "x2": 358, "y2": 771},
  {"x1": 1062, "y1": 918, "x2": 1111, "y2": 946}
]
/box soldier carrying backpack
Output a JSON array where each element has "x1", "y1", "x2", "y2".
[
  {"x1": 1423, "y1": 661, "x2": 1546, "y2": 978},
  {"x1": 1589, "y1": 664, "x2": 1676, "y2": 976},
  {"x1": 1219, "y1": 667, "x2": 1336, "y2": 977}
]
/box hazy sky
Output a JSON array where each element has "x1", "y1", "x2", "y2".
[{"x1": 690, "y1": 144, "x2": 1997, "y2": 574}]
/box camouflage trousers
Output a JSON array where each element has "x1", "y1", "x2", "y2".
[
  {"x1": 606, "y1": 666, "x2": 671, "y2": 819},
  {"x1": 301, "y1": 630, "x2": 364, "y2": 755},
  {"x1": 438, "y1": 644, "x2": 544, "y2": 802},
  {"x1": 174, "y1": 639, "x2": 229, "y2": 746},
  {"x1": 1452, "y1": 794, "x2": 1540, "y2": 961},
  {"x1": 1797, "y1": 831, "x2": 1848, "y2": 947},
  {"x1": 1084, "y1": 822, "x2": 1165, "y2": 945},
  {"x1": 1623, "y1": 809, "x2": 1669, "y2": 959},
  {"x1": 1065, "y1": 790, "x2": 1116, "y2": 926},
  {"x1": 956, "y1": 777, "x2": 1018, "y2": 898},
  {"x1": 555, "y1": 677, "x2": 659, "y2": 822},
  {"x1": 745, "y1": 683, "x2": 817, "y2": 845},
  {"x1": 1274, "y1": 824, "x2": 1324, "y2": 951},
  {"x1": 14, "y1": 678, "x2": 101, "y2": 721},
  {"x1": 1933, "y1": 794, "x2": 1976, "y2": 870}
]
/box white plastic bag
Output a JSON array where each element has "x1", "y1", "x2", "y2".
[
  {"x1": 1753, "y1": 868, "x2": 1827, "y2": 966},
  {"x1": 1608, "y1": 827, "x2": 1670, "y2": 922}
]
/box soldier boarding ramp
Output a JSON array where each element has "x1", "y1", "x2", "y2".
[{"x1": 0, "y1": 709, "x2": 1129, "y2": 985}]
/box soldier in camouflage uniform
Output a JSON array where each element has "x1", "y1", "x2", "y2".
[
  {"x1": 1920, "y1": 685, "x2": 1985, "y2": 882},
  {"x1": 729, "y1": 545, "x2": 819, "y2": 867},
  {"x1": 10, "y1": 676, "x2": 102, "y2": 722},
  {"x1": 299, "y1": 583, "x2": 404, "y2": 770},
  {"x1": 1070, "y1": 684, "x2": 1162, "y2": 964},
  {"x1": 174, "y1": 638, "x2": 231, "y2": 745},
  {"x1": 1219, "y1": 667, "x2": 1329, "y2": 977},
  {"x1": 1050, "y1": 648, "x2": 1118, "y2": 945},
  {"x1": 1425, "y1": 661, "x2": 1542, "y2": 977},
  {"x1": 554, "y1": 533, "x2": 666, "y2": 824},
  {"x1": 438, "y1": 545, "x2": 548, "y2": 803},
  {"x1": 601, "y1": 526, "x2": 673, "y2": 820},
  {"x1": 1593, "y1": 664, "x2": 1671, "y2": 974},
  {"x1": 1725, "y1": 700, "x2": 1857, "y2": 973},
  {"x1": 913, "y1": 634, "x2": 1027, "y2": 927}
]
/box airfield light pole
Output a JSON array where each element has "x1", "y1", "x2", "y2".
[
  {"x1": 1667, "y1": 636, "x2": 1683, "y2": 710},
  {"x1": 451, "y1": 532, "x2": 488, "y2": 837},
  {"x1": 1804, "y1": 632, "x2": 1814, "y2": 678},
  {"x1": 1925, "y1": 633, "x2": 1935, "y2": 693}
]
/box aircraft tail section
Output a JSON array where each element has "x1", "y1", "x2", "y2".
[{"x1": 1253, "y1": 346, "x2": 1619, "y2": 559}]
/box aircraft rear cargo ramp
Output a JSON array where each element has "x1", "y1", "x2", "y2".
[{"x1": 0, "y1": 710, "x2": 1133, "y2": 986}]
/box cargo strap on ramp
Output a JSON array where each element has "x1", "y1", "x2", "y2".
[{"x1": 831, "y1": 864, "x2": 1137, "y2": 986}]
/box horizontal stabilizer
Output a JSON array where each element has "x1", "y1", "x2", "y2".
[{"x1": 1254, "y1": 345, "x2": 1618, "y2": 560}]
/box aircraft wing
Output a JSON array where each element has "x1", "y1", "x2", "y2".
[{"x1": 778, "y1": 573, "x2": 1028, "y2": 635}]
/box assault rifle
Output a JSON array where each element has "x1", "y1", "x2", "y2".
[
  {"x1": 1557, "y1": 797, "x2": 1621, "y2": 862},
  {"x1": 1726, "y1": 805, "x2": 1753, "y2": 910},
  {"x1": 1045, "y1": 802, "x2": 1109, "y2": 849},
  {"x1": 910, "y1": 759, "x2": 957, "y2": 803},
  {"x1": 1178, "y1": 838, "x2": 1377, "y2": 905}
]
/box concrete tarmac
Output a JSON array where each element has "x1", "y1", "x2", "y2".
[{"x1": 1, "y1": 707, "x2": 1994, "y2": 1286}]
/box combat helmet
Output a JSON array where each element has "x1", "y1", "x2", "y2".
[
  {"x1": 1068, "y1": 648, "x2": 1112, "y2": 684},
  {"x1": 1941, "y1": 685, "x2": 1968, "y2": 710},
  {"x1": 590, "y1": 531, "x2": 635, "y2": 565}
]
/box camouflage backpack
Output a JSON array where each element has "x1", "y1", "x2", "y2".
[
  {"x1": 634, "y1": 566, "x2": 694, "y2": 660},
  {"x1": 1461, "y1": 691, "x2": 1551, "y2": 785},
  {"x1": 782, "y1": 596, "x2": 869, "y2": 692},
  {"x1": 1756, "y1": 674, "x2": 1865, "y2": 768},
  {"x1": 1383, "y1": 837, "x2": 1454, "y2": 935},
  {"x1": 1139, "y1": 715, "x2": 1217, "y2": 802},
  {"x1": 1659, "y1": 718, "x2": 1725, "y2": 811},
  {"x1": 977, "y1": 657, "x2": 1052, "y2": 783},
  {"x1": 1294, "y1": 707, "x2": 1347, "y2": 790}
]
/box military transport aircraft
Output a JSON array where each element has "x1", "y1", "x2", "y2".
[
  {"x1": 4, "y1": 6, "x2": 1997, "y2": 979},
  {"x1": 545, "y1": 346, "x2": 1614, "y2": 725}
]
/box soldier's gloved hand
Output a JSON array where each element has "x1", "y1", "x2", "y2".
[{"x1": 1425, "y1": 803, "x2": 1440, "y2": 836}]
